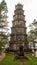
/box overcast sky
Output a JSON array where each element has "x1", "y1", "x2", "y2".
[{"x1": 0, "y1": 0, "x2": 37, "y2": 32}]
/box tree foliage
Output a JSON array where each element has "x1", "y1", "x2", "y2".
[
  {"x1": 28, "y1": 19, "x2": 37, "y2": 48},
  {"x1": 0, "y1": 0, "x2": 9, "y2": 53}
]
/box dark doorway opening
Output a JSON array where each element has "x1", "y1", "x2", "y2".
[{"x1": 19, "y1": 45, "x2": 24, "y2": 56}]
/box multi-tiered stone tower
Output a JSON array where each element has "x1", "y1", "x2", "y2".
[{"x1": 10, "y1": 4, "x2": 28, "y2": 52}]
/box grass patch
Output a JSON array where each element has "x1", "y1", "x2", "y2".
[
  {"x1": 0, "y1": 54, "x2": 37, "y2": 65},
  {"x1": 24, "y1": 54, "x2": 37, "y2": 65},
  {"x1": 0, "y1": 54, "x2": 20, "y2": 65}
]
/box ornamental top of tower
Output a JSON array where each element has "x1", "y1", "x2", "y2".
[{"x1": 15, "y1": 3, "x2": 23, "y2": 10}]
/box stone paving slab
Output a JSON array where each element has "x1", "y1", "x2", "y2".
[{"x1": 0, "y1": 53, "x2": 5, "y2": 61}]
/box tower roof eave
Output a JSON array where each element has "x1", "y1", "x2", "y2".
[
  {"x1": 15, "y1": 3, "x2": 23, "y2": 7},
  {"x1": 13, "y1": 14, "x2": 25, "y2": 17},
  {"x1": 12, "y1": 19, "x2": 26, "y2": 22}
]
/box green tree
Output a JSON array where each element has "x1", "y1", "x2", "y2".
[
  {"x1": 28, "y1": 19, "x2": 37, "y2": 48},
  {"x1": 0, "y1": 0, "x2": 9, "y2": 54}
]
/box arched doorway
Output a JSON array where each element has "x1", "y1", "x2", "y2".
[{"x1": 19, "y1": 45, "x2": 24, "y2": 56}]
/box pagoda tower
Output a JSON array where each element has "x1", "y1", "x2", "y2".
[{"x1": 10, "y1": 4, "x2": 29, "y2": 52}]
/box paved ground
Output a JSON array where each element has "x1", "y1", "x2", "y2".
[
  {"x1": 20, "y1": 62, "x2": 24, "y2": 65},
  {"x1": 0, "y1": 53, "x2": 5, "y2": 61},
  {"x1": 20, "y1": 59, "x2": 25, "y2": 65}
]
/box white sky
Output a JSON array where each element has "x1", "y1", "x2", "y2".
[{"x1": 0, "y1": 0, "x2": 37, "y2": 32}]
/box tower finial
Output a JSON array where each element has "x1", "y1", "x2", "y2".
[{"x1": 18, "y1": 0, "x2": 22, "y2": 5}]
